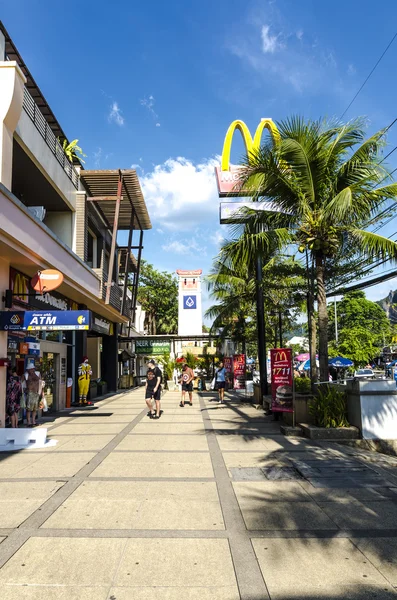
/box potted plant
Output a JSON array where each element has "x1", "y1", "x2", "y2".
[
  {"x1": 97, "y1": 380, "x2": 107, "y2": 396},
  {"x1": 158, "y1": 353, "x2": 177, "y2": 391},
  {"x1": 300, "y1": 385, "x2": 358, "y2": 440},
  {"x1": 88, "y1": 380, "x2": 97, "y2": 400}
]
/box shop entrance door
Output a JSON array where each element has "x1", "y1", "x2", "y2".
[{"x1": 42, "y1": 352, "x2": 58, "y2": 411}]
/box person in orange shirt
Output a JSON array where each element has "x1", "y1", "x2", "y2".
[{"x1": 179, "y1": 363, "x2": 194, "y2": 407}]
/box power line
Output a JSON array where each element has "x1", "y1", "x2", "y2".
[{"x1": 340, "y1": 32, "x2": 397, "y2": 120}]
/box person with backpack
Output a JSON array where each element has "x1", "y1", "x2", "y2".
[
  {"x1": 215, "y1": 361, "x2": 226, "y2": 404},
  {"x1": 145, "y1": 359, "x2": 163, "y2": 419}
]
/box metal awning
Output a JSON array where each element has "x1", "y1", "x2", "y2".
[{"x1": 81, "y1": 170, "x2": 151, "y2": 230}]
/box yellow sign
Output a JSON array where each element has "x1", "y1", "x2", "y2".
[
  {"x1": 220, "y1": 119, "x2": 280, "y2": 171},
  {"x1": 215, "y1": 118, "x2": 280, "y2": 197}
]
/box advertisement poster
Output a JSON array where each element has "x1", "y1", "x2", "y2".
[
  {"x1": 135, "y1": 339, "x2": 171, "y2": 355},
  {"x1": 270, "y1": 348, "x2": 293, "y2": 413},
  {"x1": 233, "y1": 354, "x2": 246, "y2": 390}
]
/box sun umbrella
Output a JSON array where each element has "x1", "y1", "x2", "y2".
[
  {"x1": 295, "y1": 353, "x2": 310, "y2": 361},
  {"x1": 328, "y1": 356, "x2": 353, "y2": 368},
  {"x1": 299, "y1": 359, "x2": 319, "y2": 371}
]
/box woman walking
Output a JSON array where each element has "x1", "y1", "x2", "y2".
[
  {"x1": 6, "y1": 370, "x2": 22, "y2": 428},
  {"x1": 215, "y1": 361, "x2": 226, "y2": 404}
]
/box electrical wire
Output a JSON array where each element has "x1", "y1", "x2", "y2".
[{"x1": 340, "y1": 32, "x2": 397, "y2": 119}]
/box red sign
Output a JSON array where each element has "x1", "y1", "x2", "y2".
[
  {"x1": 233, "y1": 354, "x2": 246, "y2": 390},
  {"x1": 176, "y1": 270, "x2": 202, "y2": 276},
  {"x1": 19, "y1": 342, "x2": 29, "y2": 355},
  {"x1": 215, "y1": 166, "x2": 245, "y2": 197},
  {"x1": 271, "y1": 348, "x2": 293, "y2": 413},
  {"x1": 31, "y1": 269, "x2": 64, "y2": 292}
]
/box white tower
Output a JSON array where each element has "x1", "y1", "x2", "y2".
[{"x1": 177, "y1": 269, "x2": 203, "y2": 336}]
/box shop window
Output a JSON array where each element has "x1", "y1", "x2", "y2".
[{"x1": 87, "y1": 229, "x2": 97, "y2": 269}]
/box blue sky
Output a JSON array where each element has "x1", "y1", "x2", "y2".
[{"x1": 3, "y1": 0, "x2": 397, "y2": 319}]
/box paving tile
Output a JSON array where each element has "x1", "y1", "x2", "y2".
[
  {"x1": 0, "y1": 586, "x2": 108, "y2": 599},
  {"x1": 353, "y1": 538, "x2": 397, "y2": 585},
  {"x1": 0, "y1": 538, "x2": 126, "y2": 586},
  {"x1": 89, "y1": 451, "x2": 213, "y2": 478},
  {"x1": 223, "y1": 452, "x2": 290, "y2": 469},
  {"x1": 320, "y1": 501, "x2": 397, "y2": 529},
  {"x1": 133, "y1": 423, "x2": 205, "y2": 434},
  {"x1": 42, "y1": 481, "x2": 224, "y2": 530},
  {"x1": 108, "y1": 588, "x2": 240, "y2": 600},
  {"x1": 252, "y1": 538, "x2": 389, "y2": 595},
  {"x1": 233, "y1": 482, "x2": 337, "y2": 530},
  {"x1": 0, "y1": 481, "x2": 64, "y2": 527},
  {"x1": 301, "y1": 485, "x2": 394, "y2": 503},
  {"x1": 48, "y1": 423, "x2": 126, "y2": 435},
  {"x1": 46, "y1": 435, "x2": 115, "y2": 452},
  {"x1": 266, "y1": 585, "x2": 397, "y2": 599},
  {"x1": 0, "y1": 454, "x2": 43, "y2": 478},
  {"x1": 115, "y1": 434, "x2": 209, "y2": 451},
  {"x1": 115, "y1": 539, "x2": 237, "y2": 587},
  {"x1": 12, "y1": 453, "x2": 96, "y2": 478}
]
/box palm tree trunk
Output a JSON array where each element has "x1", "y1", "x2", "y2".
[{"x1": 315, "y1": 251, "x2": 328, "y2": 381}]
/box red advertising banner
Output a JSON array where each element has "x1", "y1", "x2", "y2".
[
  {"x1": 270, "y1": 348, "x2": 293, "y2": 413},
  {"x1": 233, "y1": 354, "x2": 246, "y2": 390}
]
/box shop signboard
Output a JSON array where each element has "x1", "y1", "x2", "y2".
[
  {"x1": 19, "y1": 342, "x2": 29, "y2": 355},
  {"x1": 0, "y1": 310, "x2": 91, "y2": 331},
  {"x1": 135, "y1": 339, "x2": 171, "y2": 355},
  {"x1": 27, "y1": 342, "x2": 40, "y2": 356},
  {"x1": 92, "y1": 315, "x2": 111, "y2": 335},
  {"x1": 233, "y1": 354, "x2": 246, "y2": 389},
  {"x1": 10, "y1": 268, "x2": 71, "y2": 311},
  {"x1": 270, "y1": 348, "x2": 293, "y2": 413}
]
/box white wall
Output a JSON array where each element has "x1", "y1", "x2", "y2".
[
  {"x1": 15, "y1": 111, "x2": 77, "y2": 210},
  {"x1": 178, "y1": 274, "x2": 203, "y2": 336},
  {"x1": 44, "y1": 212, "x2": 73, "y2": 249}
]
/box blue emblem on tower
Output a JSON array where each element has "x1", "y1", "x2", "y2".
[{"x1": 183, "y1": 295, "x2": 197, "y2": 309}]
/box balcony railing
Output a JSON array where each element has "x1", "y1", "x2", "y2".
[
  {"x1": 22, "y1": 87, "x2": 79, "y2": 189},
  {"x1": 93, "y1": 267, "x2": 132, "y2": 320}
]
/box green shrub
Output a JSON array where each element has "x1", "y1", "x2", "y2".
[
  {"x1": 294, "y1": 377, "x2": 311, "y2": 394},
  {"x1": 309, "y1": 385, "x2": 349, "y2": 428}
]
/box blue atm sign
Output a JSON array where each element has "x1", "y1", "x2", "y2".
[
  {"x1": 183, "y1": 295, "x2": 197, "y2": 310},
  {"x1": 0, "y1": 310, "x2": 91, "y2": 331}
]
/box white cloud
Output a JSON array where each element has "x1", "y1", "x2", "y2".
[
  {"x1": 108, "y1": 102, "x2": 125, "y2": 126},
  {"x1": 347, "y1": 63, "x2": 356, "y2": 75},
  {"x1": 93, "y1": 147, "x2": 102, "y2": 168},
  {"x1": 261, "y1": 25, "x2": 281, "y2": 53},
  {"x1": 157, "y1": 228, "x2": 164, "y2": 234},
  {"x1": 210, "y1": 230, "x2": 225, "y2": 246},
  {"x1": 162, "y1": 237, "x2": 206, "y2": 256},
  {"x1": 141, "y1": 156, "x2": 220, "y2": 231},
  {"x1": 131, "y1": 163, "x2": 144, "y2": 173},
  {"x1": 141, "y1": 95, "x2": 161, "y2": 127},
  {"x1": 296, "y1": 30, "x2": 303, "y2": 41}
]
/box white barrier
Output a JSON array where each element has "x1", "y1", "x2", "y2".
[{"x1": 0, "y1": 428, "x2": 57, "y2": 451}]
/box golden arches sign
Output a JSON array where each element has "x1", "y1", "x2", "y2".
[{"x1": 215, "y1": 118, "x2": 279, "y2": 197}]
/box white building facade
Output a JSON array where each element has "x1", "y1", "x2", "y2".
[{"x1": 176, "y1": 269, "x2": 203, "y2": 336}]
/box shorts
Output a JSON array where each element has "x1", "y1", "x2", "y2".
[
  {"x1": 182, "y1": 382, "x2": 193, "y2": 392},
  {"x1": 216, "y1": 381, "x2": 226, "y2": 389},
  {"x1": 146, "y1": 386, "x2": 161, "y2": 401},
  {"x1": 27, "y1": 391, "x2": 40, "y2": 411}
]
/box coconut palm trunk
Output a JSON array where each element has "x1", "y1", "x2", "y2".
[{"x1": 315, "y1": 251, "x2": 328, "y2": 381}]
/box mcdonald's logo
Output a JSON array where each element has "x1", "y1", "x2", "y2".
[
  {"x1": 11, "y1": 270, "x2": 29, "y2": 304},
  {"x1": 215, "y1": 118, "x2": 280, "y2": 197},
  {"x1": 274, "y1": 351, "x2": 287, "y2": 362}
]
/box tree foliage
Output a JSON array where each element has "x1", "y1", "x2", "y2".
[
  {"x1": 237, "y1": 116, "x2": 397, "y2": 380},
  {"x1": 328, "y1": 291, "x2": 390, "y2": 365},
  {"x1": 137, "y1": 260, "x2": 178, "y2": 335}
]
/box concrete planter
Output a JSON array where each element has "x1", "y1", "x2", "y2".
[
  {"x1": 346, "y1": 379, "x2": 397, "y2": 440},
  {"x1": 97, "y1": 382, "x2": 107, "y2": 396},
  {"x1": 88, "y1": 382, "x2": 97, "y2": 400},
  {"x1": 282, "y1": 393, "x2": 314, "y2": 426},
  {"x1": 300, "y1": 423, "x2": 359, "y2": 440}
]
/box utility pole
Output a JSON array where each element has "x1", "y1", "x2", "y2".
[{"x1": 334, "y1": 296, "x2": 338, "y2": 344}]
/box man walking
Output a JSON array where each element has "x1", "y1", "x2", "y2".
[
  {"x1": 179, "y1": 363, "x2": 194, "y2": 407},
  {"x1": 145, "y1": 359, "x2": 162, "y2": 419}
]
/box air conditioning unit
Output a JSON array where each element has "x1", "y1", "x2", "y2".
[{"x1": 28, "y1": 206, "x2": 46, "y2": 222}]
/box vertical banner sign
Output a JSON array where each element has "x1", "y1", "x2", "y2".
[
  {"x1": 223, "y1": 356, "x2": 233, "y2": 389},
  {"x1": 270, "y1": 348, "x2": 293, "y2": 413},
  {"x1": 233, "y1": 354, "x2": 246, "y2": 390}
]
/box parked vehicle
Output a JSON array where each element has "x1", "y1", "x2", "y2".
[{"x1": 354, "y1": 368, "x2": 374, "y2": 379}]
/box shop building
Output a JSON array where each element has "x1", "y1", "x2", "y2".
[{"x1": 0, "y1": 22, "x2": 151, "y2": 425}]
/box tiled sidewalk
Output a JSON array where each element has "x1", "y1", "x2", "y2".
[{"x1": 0, "y1": 389, "x2": 396, "y2": 599}]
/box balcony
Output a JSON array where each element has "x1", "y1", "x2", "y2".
[
  {"x1": 93, "y1": 266, "x2": 132, "y2": 320},
  {"x1": 22, "y1": 88, "x2": 79, "y2": 189}
]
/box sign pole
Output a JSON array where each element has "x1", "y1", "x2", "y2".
[{"x1": 255, "y1": 254, "x2": 268, "y2": 400}]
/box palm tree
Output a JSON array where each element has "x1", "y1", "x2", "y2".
[{"x1": 239, "y1": 116, "x2": 397, "y2": 381}]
